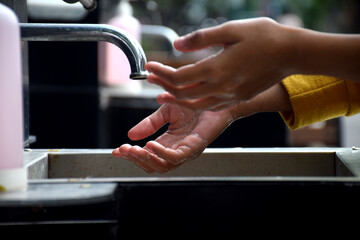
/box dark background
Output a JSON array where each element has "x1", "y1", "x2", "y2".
[{"x1": 24, "y1": 0, "x2": 360, "y2": 149}]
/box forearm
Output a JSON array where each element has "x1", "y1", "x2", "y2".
[
  {"x1": 229, "y1": 83, "x2": 292, "y2": 121},
  {"x1": 287, "y1": 27, "x2": 360, "y2": 82}
]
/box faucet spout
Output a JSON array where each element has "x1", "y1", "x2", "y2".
[{"x1": 20, "y1": 23, "x2": 149, "y2": 80}]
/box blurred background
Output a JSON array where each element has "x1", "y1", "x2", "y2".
[{"x1": 21, "y1": 0, "x2": 360, "y2": 149}]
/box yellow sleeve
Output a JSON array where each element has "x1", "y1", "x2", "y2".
[{"x1": 279, "y1": 75, "x2": 360, "y2": 130}]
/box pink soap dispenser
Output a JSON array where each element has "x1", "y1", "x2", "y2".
[
  {"x1": 98, "y1": 0, "x2": 142, "y2": 92},
  {"x1": 0, "y1": 3, "x2": 27, "y2": 192}
]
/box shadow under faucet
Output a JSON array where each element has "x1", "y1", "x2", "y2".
[{"x1": 20, "y1": 23, "x2": 149, "y2": 80}]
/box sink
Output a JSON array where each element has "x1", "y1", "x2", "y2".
[
  {"x1": 25, "y1": 148, "x2": 359, "y2": 179},
  {"x1": 4, "y1": 147, "x2": 360, "y2": 238}
]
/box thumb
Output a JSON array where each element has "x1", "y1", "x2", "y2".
[
  {"x1": 174, "y1": 23, "x2": 237, "y2": 52},
  {"x1": 128, "y1": 107, "x2": 167, "y2": 141}
]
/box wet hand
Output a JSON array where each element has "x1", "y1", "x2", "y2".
[
  {"x1": 112, "y1": 103, "x2": 233, "y2": 173},
  {"x1": 146, "y1": 17, "x2": 293, "y2": 112}
]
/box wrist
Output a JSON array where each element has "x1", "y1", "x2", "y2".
[
  {"x1": 228, "y1": 83, "x2": 292, "y2": 121},
  {"x1": 277, "y1": 24, "x2": 307, "y2": 77},
  {"x1": 285, "y1": 26, "x2": 319, "y2": 76},
  {"x1": 228, "y1": 101, "x2": 257, "y2": 121}
]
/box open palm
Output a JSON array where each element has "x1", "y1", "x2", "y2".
[{"x1": 112, "y1": 102, "x2": 232, "y2": 173}]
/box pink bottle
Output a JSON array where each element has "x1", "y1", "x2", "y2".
[
  {"x1": 98, "y1": 0, "x2": 142, "y2": 92},
  {"x1": 0, "y1": 3, "x2": 27, "y2": 192}
]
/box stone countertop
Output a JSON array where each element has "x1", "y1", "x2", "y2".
[{"x1": 22, "y1": 147, "x2": 360, "y2": 181}]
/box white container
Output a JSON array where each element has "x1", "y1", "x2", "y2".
[
  {"x1": 98, "y1": 0, "x2": 142, "y2": 92},
  {"x1": 0, "y1": 3, "x2": 27, "y2": 192}
]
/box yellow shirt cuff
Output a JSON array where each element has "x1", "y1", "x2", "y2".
[{"x1": 280, "y1": 75, "x2": 349, "y2": 129}]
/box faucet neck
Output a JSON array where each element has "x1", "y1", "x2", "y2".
[{"x1": 20, "y1": 23, "x2": 148, "y2": 80}]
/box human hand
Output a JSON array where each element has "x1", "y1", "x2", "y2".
[
  {"x1": 146, "y1": 17, "x2": 293, "y2": 112},
  {"x1": 112, "y1": 83, "x2": 291, "y2": 173},
  {"x1": 112, "y1": 102, "x2": 233, "y2": 173}
]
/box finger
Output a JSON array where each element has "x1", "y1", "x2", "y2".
[
  {"x1": 118, "y1": 144, "x2": 175, "y2": 173},
  {"x1": 174, "y1": 22, "x2": 238, "y2": 52},
  {"x1": 114, "y1": 144, "x2": 155, "y2": 173},
  {"x1": 112, "y1": 147, "x2": 125, "y2": 157},
  {"x1": 146, "y1": 136, "x2": 204, "y2": 165},
  {"x1": 145, "y1": 141, "x2": 191, "y2": 165},
  {"x1": 148, "y1": 73, "x2": 208, "y2": 101},
  {"x1": 127, "y1": 106, "x2": 167, "y2": 141},
  {"x1": 169, "y1": 79, "x2": 233, "y2": 101},
  {"x1": 145, "y1": 62, "x2": 176, "y2": 81},
  {"x1": 146, "y1": 72, "x2": 186, "y2": 96},
  {"x1": 127, "y1": 145, "x2": 174, "y2": 173},
  {"x1": 157, "y1": 93, "x2": 233, "y2": 112},
  {"x1": 146, "y1": 61, "x2": 211, "y2": 87}
]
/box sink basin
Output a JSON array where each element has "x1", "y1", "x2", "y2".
[{"x1": 25, "y1": 148, "x2": 359, "y2": 179}]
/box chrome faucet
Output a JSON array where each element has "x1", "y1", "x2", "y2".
[
  {"x1": 62, "y1": 0, "x2": 97, "y2": 11},
  {"x1": 20, "y1": 23, "x2": 149, "y2": 80}
]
